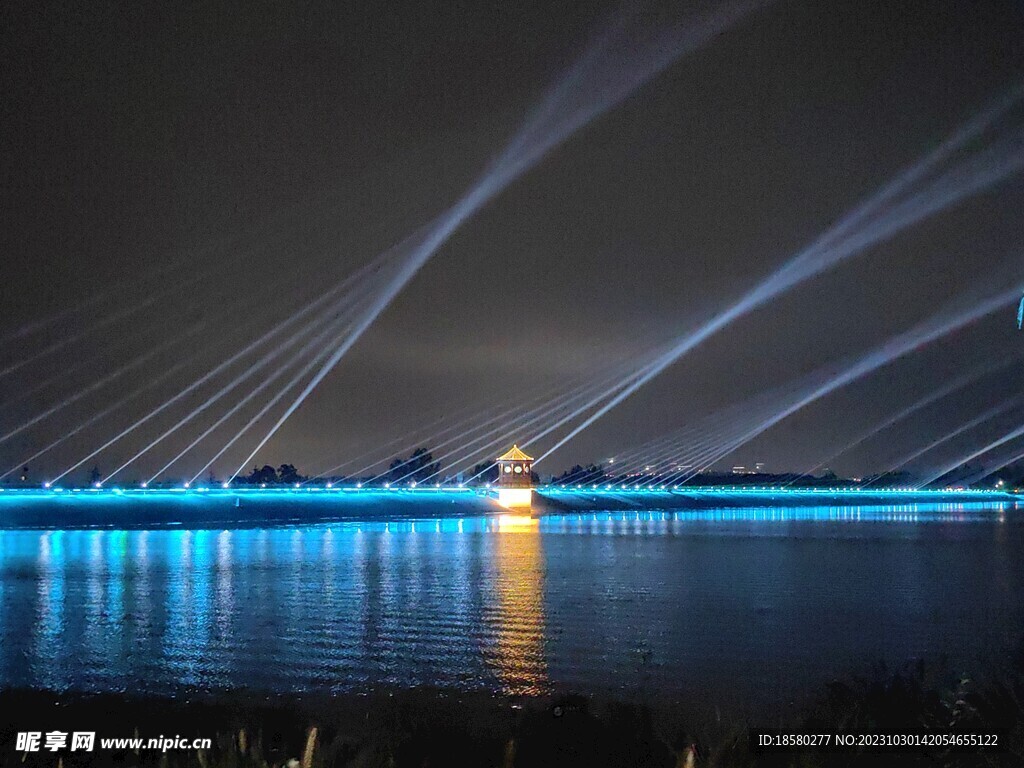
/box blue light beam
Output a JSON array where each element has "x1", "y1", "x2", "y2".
[
  {"x1": 534, "y1": 84, "x2": 1024, "y2": 465},
  {"x1": 229, "y1": 1, "x2": 766, "y2": 474}
]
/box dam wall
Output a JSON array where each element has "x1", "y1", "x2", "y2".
[{"x1": 0, "y1": 486, "x2": 1016, "y2": 529}]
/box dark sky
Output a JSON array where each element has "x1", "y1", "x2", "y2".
[{"x1": 1, "y1": 0, "x2": 1023, "y2": 483}]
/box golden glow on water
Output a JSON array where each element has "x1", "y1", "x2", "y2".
[
  {"x1": 488, "y1": 519, "x2": 549, "y2": 695},
  {"x1": 496, "y1": 513, "x2": 538, "y2": 531},
  {"x1": 496, "y1": 488, "x2": 533, "y2": 508}
]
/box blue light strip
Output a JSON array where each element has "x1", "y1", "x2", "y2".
[
  {"x1": 0, "y1": 485, "x2": 1015, "y2": 501},
  {"x1": 537, "y1": 485, "x2": 1017, "y2": 497}
]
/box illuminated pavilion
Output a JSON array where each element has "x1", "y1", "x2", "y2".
[{"x1": 495, "y1": 444, "x2": 534, "y2": 508}]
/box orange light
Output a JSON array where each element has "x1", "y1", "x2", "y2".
[{"x1": 496, "y1": 513, "x2": 538, "y2": 531}]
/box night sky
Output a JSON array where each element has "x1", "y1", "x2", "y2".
[{"x1": 1, "y1": 0, "x2": 1023, "y2": 483}]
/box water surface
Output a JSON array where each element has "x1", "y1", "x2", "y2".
[{"x1": 0, "y1": 503, "x2": 1021, "y2": 714}]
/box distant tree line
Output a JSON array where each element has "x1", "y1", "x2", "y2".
[
  {"x1": 552, "y1": 464, "x2": 608, "y2": 485},
  {"x1": 14, "y1": 450, "x2": 1024, "y2": 491},
  {"x1": 237, "y1": 463, "x2": 306, "y2": 486},
  {"x1": 383, "y1": 448, "x2": 440, "y2": 485}
]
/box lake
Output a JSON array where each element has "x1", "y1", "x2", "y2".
[{"x1": 1, "y1": 503, "x2": 1021, "y2": 716}]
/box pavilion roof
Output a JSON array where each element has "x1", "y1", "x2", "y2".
[{"x1": 496, "y1": 444, "x2": 533, "y2": 462}]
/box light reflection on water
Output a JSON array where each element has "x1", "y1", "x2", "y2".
[{"x1": 0, "y1": 504, "x2": 1022, "y2": 711}]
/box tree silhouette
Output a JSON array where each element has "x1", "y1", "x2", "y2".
[
  {"x1": 242, "y1": 465, "x2": 278, "y2": 485},
  {"x1": 237, "y1": 463, "x2": 307, "y2": 486},
  {"x1": 553, "y1": 463, "x2": 606, "y2": 484},
  {"x1": 386, "y1": 448, "x2": 440, "y2": 485},
  {"x1": 471, "y1": 462, "x2": 499, "y2": 484}
]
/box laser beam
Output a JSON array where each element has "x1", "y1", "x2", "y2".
[{"x1": 534, "y1": 84, "x2": 1024, "y2": 464}]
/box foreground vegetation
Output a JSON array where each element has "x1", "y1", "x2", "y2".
[{"x1": 2, "y1": 658, "x2": 1023, "y2": 767}]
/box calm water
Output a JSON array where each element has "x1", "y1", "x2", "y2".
[{"x1": 1, "y1": 503, "x2": 1022, "y2": 713}]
